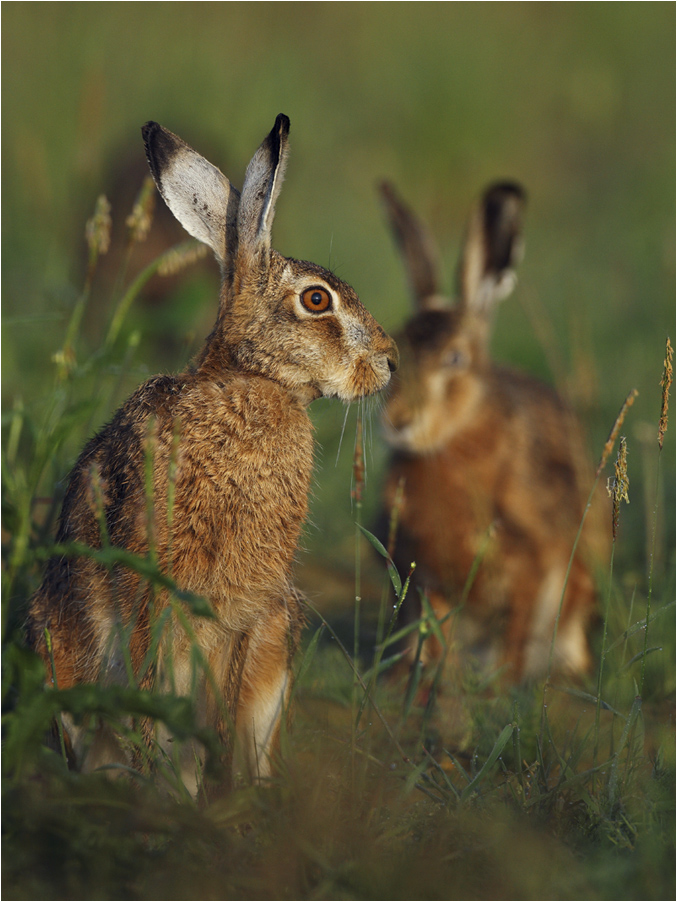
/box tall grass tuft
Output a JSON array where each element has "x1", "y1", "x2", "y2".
[
  {"x1": 593, "y1": 435, "x2": 629, "y2": 785},
  {"x1": 641, "y1": 337, "x2": 673, "y2": 695}
]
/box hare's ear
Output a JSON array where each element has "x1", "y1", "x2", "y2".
[
  {"x1": 237, "y1": 114, "x2": 290, "y2": 264},
  {"x1": 380, "y1": 181, "x2": 442, "y2": 310},
  {"x1": 142, "y1": 122, "x2": 239, "y2": 271},
  {"x1": 457, "y1": 181, "x2": 525, "y2": 316}
]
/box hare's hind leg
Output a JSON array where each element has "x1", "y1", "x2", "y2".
[
  {"x1": 552, "y1": 559, "x2": 595, "y2": 677},
  {"x1": 165, "y1": 629, "x2": 250, "y2": 796},
  {"x1": 236, "y1": 594, "x2": 303, "y2": 781},
  {"x1": 521, "y1": 559, "x2": 593, "y2": 680}
]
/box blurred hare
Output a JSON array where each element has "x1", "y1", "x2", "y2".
[
  {"x1": 29, "y1": 115, "x2": 398, "y2": 786},
  {"x1": 379, "y1": 180, "x2": 606, "y2": 682}
]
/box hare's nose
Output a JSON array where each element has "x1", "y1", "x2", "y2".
[{"x1": 386, "y1": 341, "x2": 399, "y2": 373}]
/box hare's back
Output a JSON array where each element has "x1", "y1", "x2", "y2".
[
  {"x1": 491, "y1": 367, "x2": 579, "y2": 453},
  {"x1": 489, "y1": 367, "x2": 590, "y2": 527}
]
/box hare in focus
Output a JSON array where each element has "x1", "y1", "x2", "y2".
[
  {"x1": 378, "y1": 180, "x2": 607, "y2": 683},
  {"x1": 29, "y1": 115, "x2": 398, "y2": 787}
]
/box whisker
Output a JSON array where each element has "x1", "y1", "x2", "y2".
[{"x1": 336, "y1": 402, "x2": 352, "y2": 466}]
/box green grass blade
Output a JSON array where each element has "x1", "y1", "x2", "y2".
[
  {"x1": 460, "y1": 724, "x2": 513, "y2": 802},
  {"x1": 357, "y1": 524, "x2": 402, "y2": 598}
]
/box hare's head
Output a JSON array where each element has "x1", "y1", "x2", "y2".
[
  {"x1": 143, "y1": 115, "x2": 398, "y2": 405},
  {"x1": 380, "y1": 181, "x2": 525, "y2": 452}
]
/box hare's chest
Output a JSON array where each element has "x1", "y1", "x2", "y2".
[
  {"x1": 386, "y1": 437, "x2": 503, "y2": 580},
  {"x1": 169, "y1": 382, "x2": 314, "y2": 593}
]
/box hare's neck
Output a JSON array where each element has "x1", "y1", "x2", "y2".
[
  {"x1": 195, "y1": 328, "x2": 237, "y2": 376},
  {"x1": 195, "y1": 332, "x2": 319, "y2": 408}
]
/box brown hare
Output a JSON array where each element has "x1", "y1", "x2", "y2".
[
  {"x1": 29, "y1": 115, "x2": 398, "y2": 787},
  {"x1": 378, "y1": 180, "x2": 607, "y2": 683}
]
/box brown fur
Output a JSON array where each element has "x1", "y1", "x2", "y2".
[
  {"x1": 378, "y1": 181, "x2": 608, "y2": 683},
  {"x1": 29, "y1": 116, "x2": 398, "y2": 787}
]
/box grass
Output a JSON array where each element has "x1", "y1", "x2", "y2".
[{"x1": 2, "y1": 164, "x2": 675, "y2": 901}]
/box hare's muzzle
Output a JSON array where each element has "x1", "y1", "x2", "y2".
[
  {"x1": 348, "y1": 334, "x2": 399, "y2": 400},
  {"x1": 373, "y1": 336, "x2": 399, "y2": 391},
  {"x1": 386, "y1": 341, "x2": 399, "y2": 374}
]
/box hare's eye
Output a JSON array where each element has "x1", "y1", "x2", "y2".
[
  {"x1": 442, "y1": 350, "x2": 466, "y2": 368},
  {"x1": 301, "y1": 287, "x2": 332, "y2": 313}
]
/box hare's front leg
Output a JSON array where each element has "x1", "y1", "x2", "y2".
[{"x1": 235, "y1": 593, "x2": 304, "y2": 781}]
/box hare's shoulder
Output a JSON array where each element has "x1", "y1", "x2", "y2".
[
  {"x1": 174, "y1": 372, "x2": 314, "y2": 451},
  {"x1": 490, "y1": 366, "x2": 566, "y2": 413},
  {"x1": 489, "y1": 366, "x2": 581, "y2": 447},
  {"x1": 488, "y1": 367, "x2": 592, "y2": 518},
  {"x1": 80, "y1": 370, "x2": 312, "y2": 454}
]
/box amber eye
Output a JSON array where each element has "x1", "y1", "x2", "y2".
[
  {"x1": 301, "y1": 286, "x2": 332, "y2": 313},
  {"x1": 441, "y1": 348, "x2": 467, "y2": 369}
]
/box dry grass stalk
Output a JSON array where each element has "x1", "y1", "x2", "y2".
[
  {"x1": 607, "y1": 435, "x2": 629, "y2": 542},
  {"x1": 352, "y1": 415, "x2": 364, "y2": 506},
  {"x1": 54, "y1": 195, "x2": 112, "y2": 377},
  {"x1": 85, "y1": 194, "x2": 112, "y2": 262},
  {"x1": 386, "y1": 475, "x2": 406, "y2": 559},
  {"x1": 157, "y1": 241, "x2": 208, "y2": 277},
  {"x1": 125, "y1": 176, "x2": 156, "y2": 245},
  {"x1": 596, "y1": 388, "x2": 638, "y2": 476},
  {"x1": 658, "y1": 336, "x2": 673, "y2": 450}
]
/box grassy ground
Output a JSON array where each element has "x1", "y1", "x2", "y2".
[{"x1": 2, "y1": 4, "x2": 675, "y2": 900}]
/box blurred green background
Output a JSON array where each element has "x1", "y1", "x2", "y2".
[{"x1": 2, "y1": 2, "x2": 674, "y2": 587}]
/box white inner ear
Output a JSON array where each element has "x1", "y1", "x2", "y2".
[
  {"x1": 470, "y1": 271, "x2": 518, "y2": 313},
  {"x1": 259, "y1": 154, "x2": 284, "y2": 238},
  {"x1": 492, "y1": 271, "x2": 517, "y2": 303},
  {"x1": 158, "y1": 151, "x2": 238, "y2": 267},
  {"x1": 238, "y1": 142, "x2": 287, "y2": 252}
]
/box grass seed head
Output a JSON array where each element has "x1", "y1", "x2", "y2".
[
  {"x1": 85, "y1": 194, "x2": 112, "y2": 261},
  {"x1": 51, "y1": 346, "x2": 76, "y2": 373},
  {"x1": 658, "y1": 336, "x2": 673, "y2": 450},
  {"x1": 597, "y1": 388, "x2": 638, "y2": 475},
  {"x1": 125, "y1": 176, "x2": 156, "y2": 245},
  {"x1": 607, "y1": 435, "x2": 629, "y2": 541},
  {"x1": 157, "y1": 241, "x2": 208, "y2": 277}
]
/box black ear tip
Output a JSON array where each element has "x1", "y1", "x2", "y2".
[
  {"x1": 484, "y1": 181, "x2": 527, "y2": 207},
  {"x1": 141, "y1": 122, "x2": 174, "y2": 181},
  {"x1": 141, "y1": 121, "x2": 159, "y2": 143},
  {"x1": 274, "y1": 113, "x2": 290, "y2": 136},
  {"x1": 379, "y1": 181, "x2": 407, "y2": 218},
  {"x1": 142, "y1": 122, "x2": 166, "y2": 164},
  {"x1": 378, "y1": 179, "x2": 395, "y2": 199}
]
